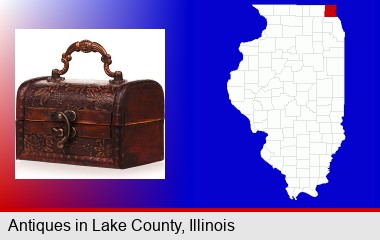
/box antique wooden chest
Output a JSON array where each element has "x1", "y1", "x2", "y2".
[{"x1": 16, "y1": 40, "x2": 164, "y2": 169}]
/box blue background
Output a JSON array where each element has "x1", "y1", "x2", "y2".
[{"x1": 193, "y1": 0, "x2": 378, "y2": 207}]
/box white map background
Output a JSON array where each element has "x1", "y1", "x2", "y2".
[{"x1": 228, "y1": 5, "x2": 345, "y2": 199}]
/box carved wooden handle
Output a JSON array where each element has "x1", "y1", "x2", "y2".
[{"x1": 48, "y1": 40, "x2": 124, "y2": 84}]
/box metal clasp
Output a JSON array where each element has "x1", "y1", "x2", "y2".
[{"x1": 51, "y1": 110, "x2": 77, "y2": 148}]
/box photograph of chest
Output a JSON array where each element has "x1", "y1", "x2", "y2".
[{"x1": 16, "y1": 40, "x2": 164, "y2": 169}]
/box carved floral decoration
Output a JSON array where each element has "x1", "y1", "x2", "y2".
[
  {"x1": 26, "y1": 82, "x2": 116, "y2": 112},
  {"x1": 24, "y1": 134, "x2": 112, "y2": 158}
]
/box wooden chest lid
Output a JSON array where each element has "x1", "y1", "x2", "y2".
[
  {"x1": 18, "y1": 78, "x2": 117, "y2": 126},
  {"x1": 16, "y1": 77, "x2": 164, "y2": 127}
]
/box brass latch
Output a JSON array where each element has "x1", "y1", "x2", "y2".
[{"x1": 51, "y1": 110, "x2": 77, "y2": 148}]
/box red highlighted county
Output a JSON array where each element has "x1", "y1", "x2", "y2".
[{"x1": 325, "y1": 5, "x2": 337, "y2": 17}]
